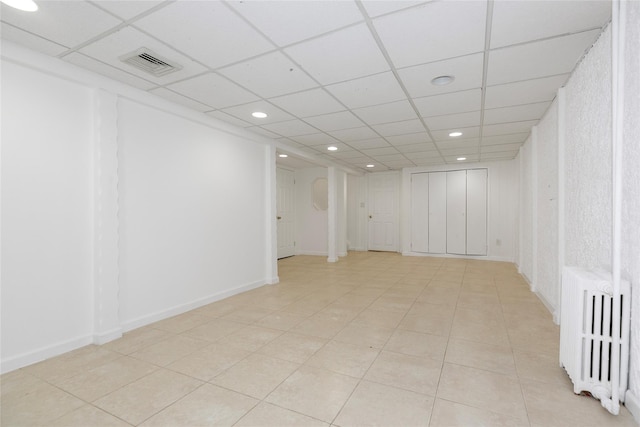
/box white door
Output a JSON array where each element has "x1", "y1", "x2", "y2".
[
  {"x1": 428, "y1": 171, "x2": 447, "y2": 253},
  {"x1": 466, "y1": 169, "x2": 488, "y2": 255},
  {"x1": 368, "y1": 172, "x2": 399, "y2": 252},
  {"x1": 410, "y1": 173, "x2": 429, "y2": 253},
  {"x1": 276, "y1": 168, "x2": 295, "y2": 259},
  {"x1": 446, "y1": 170, "x2": 467, "y2": 255}
]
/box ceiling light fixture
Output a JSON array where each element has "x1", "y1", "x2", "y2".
[
  {"x1": 251, "y1": 111, "x2": 268, "y2": 118},
  {"x1": 278, "y1": 154, "x2": 288, "y2": 158},
  {"x1": 457, "y1": 157, "x2": 467, "y2": 161},
  {"x1": 449, "y1": 131, "x2": 463, "y2": 137},
  {"x1": 327, "y1": 146, "x2": 338, "y2": 151},
  {"x1": 366, "y1": 164, "x2": 375, "y2": 168},
  {"x1": 431, "y1": 75, "x2": 454, "y2": 86},
  {"x1": 1, "y1": 0, "x2": 38, "y2": 11}
]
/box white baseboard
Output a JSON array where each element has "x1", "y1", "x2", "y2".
[
  {"x1": 625, "y1": 390, "x2": 640, "y2": 425},
  {"x1": 1, "y1": 334, "x2": 93, "y2": 374},
  {"x1": 266, "y1": 276, "x2": 279, "y2": 285},
  {"x1": 401, "y1": 251, "x2": 515, "y2": 263},
  {"x1": 535, "y1": 291, "x2": 558, "y2": 321},
  {"x1": 295, "y1": 250, "x2": 328, "y2": 256},
  {"x1": 121, "y1": 279, "x2": 267, "y2": 333},
  {"x1": 93, "y1": 327, "x2": 123, "y2": 345}
]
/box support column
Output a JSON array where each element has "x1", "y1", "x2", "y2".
[
  {"x1": 265, "y1": 144, "x2": 279, "y2": 283},
  {"x1": 93, "y1": 90, "x2": 121, "y2": 344},
  {"x1": 327, "y1": 167, "x2": 338, "y2": 262}
]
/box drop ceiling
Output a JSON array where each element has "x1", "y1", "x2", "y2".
[{"x1": 1, "y1": 0, "x2": 611, "y2": 172}]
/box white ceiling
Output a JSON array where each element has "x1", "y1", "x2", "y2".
[{"x1": 1, "y1": 0, "x2": 611, "y2": 172}]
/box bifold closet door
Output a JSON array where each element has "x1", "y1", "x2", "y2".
[
  {"x1": 428, "y1": 171, "x2": 447, "y2": 253},
  {"x1": 446, "y1": 170, "x2": 467, "y2": 255},
  {"x1": 410, "y1": 173, "x2": 429, "y2": 253},
  {"x1": 466, "y1": 169, "x2": 487, "y2": 255}
]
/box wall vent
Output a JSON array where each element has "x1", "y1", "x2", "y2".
[{"x1": 120, "y1": 48, "x2": 182, "y2": 77}]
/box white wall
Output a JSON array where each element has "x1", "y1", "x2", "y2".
[
  {"x1": 295, "y1": 167, "x2": 328, "y2": 255},
  {"x1": 401, "y1": 160, "x2": 519, "y2": 262},
  {"x1": 0, "y1": 43, "x2": 277, "y2": 372},
  {"x1": 1, "y1": 60, "x2": 95, "y2": 370},
  {"x1": 518, "y1": 12, "x2": 640, "y2": 420},
  {"x1": 536, "y1": 101, "x2": 559, "y2": 309},
  {"x1": 519, "y1": 137, "x2": 534, "y2": 282},
  {"x1": 621, "y1": 0, "x2": 640, "y2": 416},
  {"x1": 118, "y1": 99, "x2": 268, "y2": 329}
]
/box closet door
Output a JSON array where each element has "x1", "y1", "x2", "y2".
[
  {"x1": 428, "y1": 171, "x2": 447, "y2": 253},
  {"x1": 466, "y1": 169, "x2": 488, "y2": 255},
  {"x1": 410, "y1": 173, "x2": 429, "y2": 253},
  {"x1": 446, "y1": 170, "x2": 467, "y2": 255}
]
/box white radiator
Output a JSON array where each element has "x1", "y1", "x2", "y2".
[{"x1": 560, "y1": 267, "x2": 631, "y2": 409}]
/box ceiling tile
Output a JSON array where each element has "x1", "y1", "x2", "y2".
[
  {"x1": 292, "y1": 133, "x2": 340, "y2": 146},
  {"x1": 284, "y1": 24, "x2": 389, "y2": 85},
  {"x1": 373, "y1": 154, "x2": 409, "y2": 162},
  {"x1": 372, "y1": 119, "x2": 425, "y2": 137},
  {"x1": 353, "y1": 100, "x2": 418, "y2": 125},
  {"x1": 398, "y1": 53, "x2": 484, "y2": 98},
  {"x1": 491, "y1": 0, "x2": 610, "y2": 49},
  {"x1": 1, "y1": 1, "x2": 121, "y2": 48},
  {"x1": 361, "y1": 1, "x2": 427, "y2": 18},
  {"x1": 149, "y1": 88, "x2": 212, "y2": 112},
  {"x1": 440, "y1": 147, "x2": 478, "y2": 156},
  {"x1": 315, "y1": 142, "x2": 353, "y2": 153},
  {"x1": 261, "y1": 120, "x2": 318, "y2": 137},
  {"x1": 487, "y1": 30, "x2": 602, "y2": 85},
  {"x1": 484, "y1": 102, "x2": 551, "y2": 125},
  {"x1": 380, "y1": 159, "x2": 417, "y2": 168},
  {"x1": 246, "y1": 127, "x2": 282, "y2": 139},
  {"x1": 94, "y1": 1, "x2": 166, "y2": 20},
  {"x1": 485, "y1": 74, "x2": 569, "y2": 109},
  {"x1": 431, "y1": 127, "x2": 480, "y2": 141},
  {"x1": 413, "y1": 158, "x2": 444, "y2": 166},
  {"x1": 166, "y1": 73, "x2": 258, "y2": 109},
  {"x1": 436, "y1": 139, "x2": 481, "y2": 150},
  {"x1": 1, "y1": 23, "x2": 68, "y2": 56},
  {"x1": 481, "y1": 143, "x2": 523, "y2": 153},
  {"x1": 329, "y1": 126, "x2": 380, "y2": 142},
  {"x1": 481, "y1": 151, "x2": 519, "y2": 161},
  {"x1": 218, "y1": 51, "x2": 318, "y2": 98},
  {"x1": 221, "y1": 100, "x2": 294, "y2": 126},
  {"x1": 64, "y1": 52, "x2": 156, "y2": 90},
  {"x1": 386, "y1": 132, "x2": 432, "y2": 145},
  {"x1": 396, "y1": 143, "x2": 438, "y2": 153},
  {"x1": 481, "y1": 133, "x2": 529, "y2": 145},
  {"x1": 347, "y1": 138, "x2": 391, "y2": 150},
  {"x1": 206, "y1": 111, "x2": 253, "y2": 128},
  {"x1": 408, "y1": 150, "x2": 443, "y2": 159},
  {"x1": 133, "y1": 1, "x2": 274, "y2": 69},
  {"x1": 483, "y1": 120, "x2": 537, "y2": 136},
  {"x1": 361, "y1": 147, "x2": 400, "y2": 156},
  {"x1": 373, "y1": 1, "x2": 487, "y2": 68},
  {"x1": 414, "y1": 89, "x2": 482, "y2": 117},
  {"x1": 329, "y1": 150, "x2": 369, "y2": 159},
  {"x1": 304, "y1": 111, "x2": 365, "y2": 132},
  {"x1": 424, "y1": 111, "x2": 481, "y2": 131},
  {"x1": 445, "y1": 154, "x2": 479, "y2": 163},
  {"x1": 79, "y1": 27, "x2": 208, "y2": 84},
  {"x1": 228, "y1": 0, "x2": 364, "y2": 47},
  {"x1": 269, "y1": 88, "x2": 345, "y2": 118},
  {"x1": 325, "y1": 72, "x2": 406, "y2": 109}
]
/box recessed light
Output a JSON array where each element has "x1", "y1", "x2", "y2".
[
  {"x1": 251, "y1": 111, "x2": 268, "y2": 118},
  {"x1": 278, "y1": 154, "x2": 288, "y2": 158},
  {"x1": 1, "y1": 0, "x2": 38, "y2": 11},
  {"x1": 457, "y1": 157, "x2": 467, "y2": 161},
  {"x1": 449, "y1": 131, "x2": 463, "y2": 137},
  {"x1": 327, "y1": 146, "x2": 338, "y2": 151},
  {"x1": 431, "y1": 75, "x2": 454, "y2": 86},
  {"x1": 366, "y1": 164, "x2": 375, "y2": 168}
]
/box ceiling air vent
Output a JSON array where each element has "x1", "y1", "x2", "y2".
[{"x1": 120, "y1": 48, "x2": 182, "y2": 77}]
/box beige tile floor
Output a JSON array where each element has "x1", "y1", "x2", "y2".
[{"x1": 2, "y1": 252, "x2": 638, "y2": 426}]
